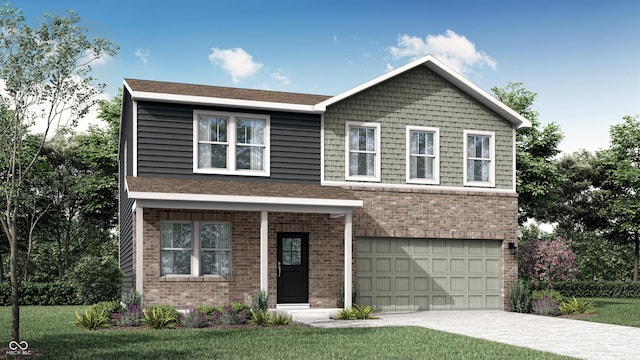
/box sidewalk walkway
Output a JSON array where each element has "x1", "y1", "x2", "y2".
[{"x1": 290, "y1": 310, "x2": 640, "y2": 360}]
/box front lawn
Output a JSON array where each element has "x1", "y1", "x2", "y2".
[
  {"x1": 0, "y1": 306, "x2": 571, "y2": 360},
  {"x1": 575, "y1": 298, "x2": 640, "y2": 328}
]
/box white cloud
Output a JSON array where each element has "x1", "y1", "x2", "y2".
[
  {"x1": 386, "y1": 30, "x2": 497, "y2": 75},
  {"x1": 208, "y1": 48, "x2": 263, "y2": 83},
  {"x1": 134, "y1": 48, "x2": 151, "y2": 64},
  {"x1": 271, "y1": 71, "x2": 290, "y2": 86},
  {"x1": 385, "y1": 63, "x2": 394, "y2": 72}
]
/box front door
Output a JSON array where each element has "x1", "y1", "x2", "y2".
[{"x1": 277, "y1": 232, "x2": 308, "y2": 303}]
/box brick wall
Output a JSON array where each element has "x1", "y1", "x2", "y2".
[
  {"x1": 348, "y1": 186, "x2": 519, "y2": 310},
  {"x1": 139, "y1": 209, "x2": 347, "y2": 308}
]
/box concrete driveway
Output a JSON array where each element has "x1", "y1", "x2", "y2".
[{"x1": 292, "y1": 310, "x2": 640, "y2": 360}]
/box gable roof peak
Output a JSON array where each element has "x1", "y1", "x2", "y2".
[{"x1": 316, "y1": 54, "x2": 532, "y2": 130}]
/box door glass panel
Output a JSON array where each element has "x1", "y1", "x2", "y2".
[{"x1": 282, "y1": 237, "x2": 302, "y2": 265}]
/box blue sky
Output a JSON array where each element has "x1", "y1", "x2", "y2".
[{"x1": 13, "y1": 0, "x2": 640, "y2": 154}]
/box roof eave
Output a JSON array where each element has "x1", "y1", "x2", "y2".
[{"x1": 123, "y1": 79, "x2": 323, "y2": 114}]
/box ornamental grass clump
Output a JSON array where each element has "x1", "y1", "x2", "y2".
[
  {"x1": 75, "y1": 307, "x2": 111, "y2": 330},
  {"x1": 143, "y1": 304, "x2": 178, "y2": 329},
  {"x1": 508, "y1": 280, "x2": 532, "y2": 313},
  {"x1": 112, "y1": 304, "x2": 144, "y2": 326},
  {"x1": 178, "y1": 307, "x2": 208, "y2": 328},
  {"x1": 559, "y1": 297, "x2": 595, "y2": 315}
]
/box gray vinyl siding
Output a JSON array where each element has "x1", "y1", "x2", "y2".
[
  {"x1": 119, "y1": 88, "x2": 135, "y2": 294},
  {"x1": 324, "y1": 66, "x2": 515, "y2": 189},
  {"x1": 136, "y1": 102, "x2": 321, "y2": 183}
]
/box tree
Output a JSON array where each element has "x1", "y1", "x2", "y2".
[
  {"x1": 596, "y1": 115, "x2": 640, "y2": 281},
  {"x1": 491, "y1": 83, "x2": 564, "y2": 224},
  {"x1": 0, "y1": 2, "x2": 117, "y2": 341}
]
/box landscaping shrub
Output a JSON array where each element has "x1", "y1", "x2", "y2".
[
  {"x1": 178, "y1": 308, "x2": 208, "y2": 328},
  {"x1": 508, "y1": 280, "x2": 532, "y2": 313},
  {"x1": 112, "y1": 304, "x2": 143, "y2": 327},
  {"x1": 271, "y1": 311, "x2": 292, "y2": 325},
  {"x1": 529, "y1": 280, "x2": 640, "y2": 298},
  {"x1": 531, "y1": 289, "x2": 565, "y2": 304},
  {"x1": 248, "y1": 309, "x2": 272, "y2": 326},
  {"x1": 75, "y1": 307, "x2": 111, "y2": 330},
  {"x1": 0, "y1": 281, "x2": 78, "y2": 305},
  {"x1": 559, "y1": 297, "x2": 595, "y2": 315},
  {"x1": 194, "y1": 304, "x2": 219, "y2": 320},
  {"x1": 121, "y1": 289, "x2": 143, "y2": 307},
  {"x1": 519, "y1": 229, "x2": 578, "y2": 284},
  {"x1": 213, "y1": 304, "x2": 248, "y2": 325},
  {"x1": 530, "y1": 295, "x2": 560, "y2": 316},
  {"x1": 89, "y1": 301, "x2": 123, "y2": 317},
  {"x1": 352, "y1": 304, "x2": 378, "y2": 319},
  {"x1": 143, "y1": 304, "x2": 178, "y2": 329},
  {"x1": 68, "y1": 255, "x2": 123, "y2": 304},
  {"x1": 335, "y1": 308, "x2": 356, "y2": 320},
  {"x1": 251, "y1": 290, "x2": 269, "y2": 313}
]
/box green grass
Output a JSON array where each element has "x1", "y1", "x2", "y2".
[
  {"x1": 574, "y1": 298, "x2": 640, "y2": 328},
  {"x1": 0, "y1": 306, "x2": 571, "y2": 360}
]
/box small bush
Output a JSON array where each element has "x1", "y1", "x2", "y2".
[
  {"x1": 68, "y1": 255, "x2": 123, "y2": 304},
  {"x1": 509, "y1": 280, "x2": 532, "y2": 313},
  {"x1": 121, "y1": 290, "x2": 143, "y2": 307},
  {"x1": 178, "y1": 308, "x2": 208, "y2": 328},
  {"x1": 112, "y1": 304, "x2": 144, "y2": 327},
  {"x1": 271, "y1": 312, "x2": 292, "y2": 325},
  {"x1": 335, "y1": 308, "x2": 356, "y2": 320},
  {"x1": 143, "y1": 304, "x2": 178, "y2": 329},
  {"x1": 559, "y1": 297, "x2": 595, "y2": 315},
  {"x1": 531, "y1": 289, "x2": 565, "y2": 304},
  {"x1": 89, "y1": 301, "x2": 123, "y2": 317},
  {"x1": 194, "y1": 305, "x2": 219, "y2": 321},
  {"x1": 529, "y1": 280, "x2": 640, "y2": 298},
  {"x1": 213, "y1": 305, "x2": 247, "y2": 325},
  {"x1": 531, "y1": 295, "x2": 560, "y2": 316},
  {"x1": 251, "y1": 290, "x2": 269, "y2": 313},
  {"x1": 75, "y1": 307, "x2": 111, "y2": 330},
  {"x1": 248, "y1": 309, "x2": 272, "y2": 326},
  {"x1": 352, "y1": 304, "x2": 377, "y2": 319}
]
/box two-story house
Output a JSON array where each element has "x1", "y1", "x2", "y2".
[{"x1": 119, "y1": 55, "x2": 530, "y2": 311}]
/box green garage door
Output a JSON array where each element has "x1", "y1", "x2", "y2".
[{"x1": 357, "y1": 238, "x2": 502, "y2": 311}]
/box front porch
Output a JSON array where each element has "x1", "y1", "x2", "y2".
[{"x1": 126, "y1": 176, "x2": 363, "y2": 309}]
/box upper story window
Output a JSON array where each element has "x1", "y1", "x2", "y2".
[
  {"x1": 406, "y1": 126, "x2": 439, "y2": 184},
  {"x1": 161, "y1": 221, "x2": 231, "y2": 277},
  {"x1": 345, "y1": 122, "x2": 381, "y2": 182},
  {"x1": 463, "y1": 130, "x2": 495, "y2": 187},
  {"x1": 194, "y1": 111, "x2": 270, "y2": 176}
]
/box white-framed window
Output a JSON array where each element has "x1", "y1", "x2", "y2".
[
  {"x1": 463, "y1": 130, "x2": 495, "y2": 187},
  {"x1": 161, "y1": 221, "x2": 231, "y2": 277},
  {"x1": 345, "y1": 122, "x2": 381, "y2": 182},
  {"x1": 406, "y1": 126, "x2": 439, "y2": 184},
  {"x1": 194, "y1": 110, "x2": 270, "y2": 176}
]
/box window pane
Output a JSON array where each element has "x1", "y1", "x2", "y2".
[
  {"x1": 468, "y1": 159, "x2": 489, "y2": 182},
  {"x1": 283, "y1": 251, "x2": 292, "y2": 265},
  {"x1": 426, "y1": 132, "x2": 434, "y2": 155},
  {"x1": 350, "y1": 153, "x2": 375, "y2": 176},
  {"x1": 161, "y1": 250, "x2": 191, "y2": 275},
  {"x1": 291, "y1": 238, "x2": 301, "y2": 252},
  {"x1": 365, "y1": 128, "x2": 375, "y2": 151},
  {"x1": 291, "y1": 250, "x2": 301, "y2": 265},
  {"x1": 199, "y1": 116, "x2": 227, "y2": 142},
  {"x1": 411, "y1": 156, "x2": 434, "y2": 179},
  {"x1": 236, "y1": 146, "x2": 264, "y2": 170},
  {"x1": 237, "y1": 119, "x2": 264, "y2": 145},
  {"x1": 161, "y1": 223, "x2": 172, "y2": 247}
]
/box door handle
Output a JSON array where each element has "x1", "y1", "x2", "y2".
[{"x1": 278, "y1": 261, "x2": 281, "y2": 278}]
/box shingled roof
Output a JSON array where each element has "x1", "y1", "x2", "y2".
[
  {"x1": 125, "y1": 78, "x2": 331, "y2": 106},
  {"x1": 126, "y1": 176, "x2": 361, "y2": 203}
]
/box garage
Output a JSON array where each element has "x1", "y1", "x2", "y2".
[{"x1": 357, "y1": 238, "x2": 502, "y2": 311}]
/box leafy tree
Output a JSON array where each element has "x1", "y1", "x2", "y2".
[
  {"x1": 0, "y1": 2, "x2": 117, "y2": 341},
  {"x1": 518, "y1": 225, "x2": 578, "y2": 285},
  {"x1": 595, "y1": 115, "x2": 640, "y2": 281},
  {"x1": 491, "y1": 83, "x2": 564, "y2": 224}
]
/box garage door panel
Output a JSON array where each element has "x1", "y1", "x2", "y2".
[
  {"x1": 395, "y1": 258, "x2": 411, "y2": 272},
  {"x1": 395, "y1": 276, "x2": 411, "y2": 291},
  {"x1": 357, "y1": 238, "x2": 502, "y2": 311},
  {"x1": 375, "y1": 258, "x2": 391, "y2": 272}
]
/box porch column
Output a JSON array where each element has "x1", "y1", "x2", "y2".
[
  {"x1": 344, "y1": 213, "x2": 353, "y2": 309},
  {"x1": 260, "y1": 211, "x2": 269, "y2": 292},
  {"x1": 135, "y1": 206, "x2": 144, "y2": 294}
]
